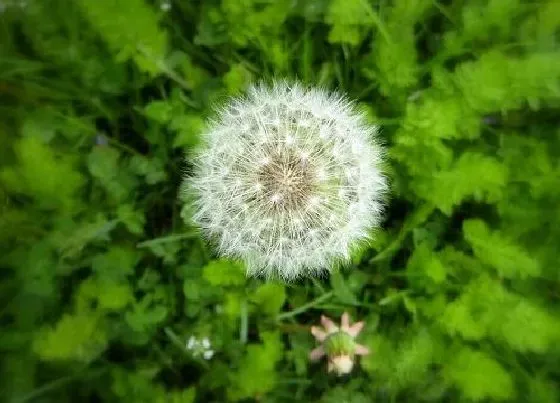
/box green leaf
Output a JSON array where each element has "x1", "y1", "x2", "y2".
[
  {"x1": 53, "y1": 214, "x2": 119, "y2": 260},
  {"x1": 367, "y1": 0, "x2": 431, "y2": 94},
  {"x1": 400, "y1": 97, "x2": 481, "y2": 141},
  {"x1": 99, "y1": 283, "x2": 134, "y2": 310},
  {"x1": 77, "y1": 277, "x2": 133, "y2": 312},
  {"x1": 117, "y1": 204, "x2": 146, "y2": 234},
  {"x1": 194, "y1": 6, "x2": 229, "y2": 46},
  {"x1": 441, "y1": 275, "x2": 560, "y2": 352},
  {"x1": 444, "y1": 0, "x2": 522, "y2": 52},
  {"x1": 463, "y1": 219, "x2": 540, "y2": 278},
  {"x1": 111, "y1": 368, "x2": 167, "y2": 402},
  {"x1": 361, "y1": 328, "x2": 441, "y2": 390},
  {"x1": 445, "y1": 347, "x2": 514, "y2": 401},
  {"x1": 165, "y1": 387, "x2": 196, "y2": 403},
  {"x1": 521, "y1": 0, "x2": 560, "y2": 52},
  {"x1": 223, "y1": 293, "x2": 243, "y2": 320},
  {"x1": 391, "y1": 328, "x2": 437, "y2": 388},
  {"x1": 221, "y1": 0, "x2": 291, "y2": 47},
  {"x1": 202, "y1": 260, "x2": 246, "y2": 287},
  {"x1": 320, "y1": 387, "x2": 370, "y2": 403},
  {"x1": 416, "y1": 153, "x2": 508, "y2": 214},
  {"x1": 182, "y1": 280, "x2": 201, "y2": 302},
  {"x1": 91, "y1": 246, "x2": 139, "y2": 280},
  {"x1": 498, "y1": 133, "x2": 556, "y2": 198},
  {"x1": 0, "y1": 353, "x2": 36, "y2": 402},
  {"x1": 76, "y1": 0, "x2": 168, "y2": 75},
  {"x1": 143, "y1": 241, "x2": 181, "y2": 265},
  {"x1": 0, "y1": 136, "x2": 84, "y2": 209},
  {"x1": 8, "y1": 242, "x2": 57, "y2": 297},
  {"x1": 87, "y1": 146, "x2": 120, "y2": 182},
  {"x1": 129, "y1": 155, "x2": 167, "y2": 185},
  {"x1": 223, "y1": 63, "x2": 252, "y2": 94},
  {"x1": 330, "y1": 270, "x2": 359, "y2": 305},
  {"x1": 325, "y1": 0, "x2": 371, "y2": 45},
  {"x1": 407, "y1": 243, "x2": 447, "y2": 287},
  {"x1": 33, "y1": 313, "x2": 107, "y2": 362},
  {"x1": 361, "y1": 333, "x2": 395, "y2": 378},
  {"x1": 440, "y1": 293, "x2": 487, "y2": 341},
  {"x1": 227, "y1": 332, "x2": 282, "y2": 401},
  {"x1": 143, "y1": 100, "x2": 174, "y2": 123},
  {"x1": 21, "y1": 110, "x2": 57, "y2": 142},
  {"x1": 499, "y1": 298, "x2": 560, "y2": 354},
  {"x1": 167, "y1": 51, "x2": 210, "y2": 89},
  {"x1": 251, "y1": 283, "x2": 286, "y2": 315},
  {"x1": 87, "y1": 146, "x2": 137, "y2": 202},
  {"x1": 454, "y1": 51, "x2": 560, "y2": 112},
  {"x1": 171, "y1": 114, "x2": 204, "y2": 149},
  {"x1": 528, "y1": 376, "x2": 559, "y2": 403},
  {"x1": 125, "y1": 296, "x2": 168, "y2": 334}
]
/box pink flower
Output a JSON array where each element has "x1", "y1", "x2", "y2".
[{"x1": 309, "y1": 312, "x2": 370, "y2": 375}]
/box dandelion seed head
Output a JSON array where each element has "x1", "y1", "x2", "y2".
[{"x1": 186, "y1": 81, "x2": 387, "y2": 280}]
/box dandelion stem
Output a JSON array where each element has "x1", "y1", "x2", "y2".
[
  {"x1": 137, "y1": 231, "x2": 199, "y2": 248},
  {"x1": 276, "y1": 291, "x2": 334, "y2": 321},
  {"x1": 359, "y1": 0, "x2": 392, "y2": 43},
  {"x1": 164, "y1": 326, "x2": 188, "y2": 352},
  {"x1": 240, "y1": 300, "x2": 249, "y2": 344},
  {"x1": 370, "y1": 203, "x2": 434, "y2": 263},
  {"x1": 12, "y1": 368, "x2": 105, "y2": 403}
]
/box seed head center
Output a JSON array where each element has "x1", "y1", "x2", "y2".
[{"x1": 258, "y1": 151, "x2": 314, "y2": 210}]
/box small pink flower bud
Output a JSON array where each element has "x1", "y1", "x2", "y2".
[
  {"x1": 309, "y1": 312, "x2": 370, "y2": 376},
  {"x1": 328, "y1": 355, "x2": 354, "y2": 375}
]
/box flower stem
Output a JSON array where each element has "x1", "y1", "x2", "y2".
[
  {"x1": 137, "y1": 231, "x2": 199, "y2": 248},
  {"x1": 276, "y1": 291, "x2": 334, "y2": 321}
]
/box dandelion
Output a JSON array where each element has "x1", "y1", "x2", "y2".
[
  {"x1": 309, "y1": 312, "x2": 370, "y2": 375},
  {"x1": 184, "y1": 81, "x2": 387, "y2": 280}
]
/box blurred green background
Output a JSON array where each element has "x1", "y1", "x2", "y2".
[{"x1": 1, "y1": 0, "x2": 559, "y2": 402}]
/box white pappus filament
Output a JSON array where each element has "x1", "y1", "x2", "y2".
[{"x1": 185, "y1": 81, "x2": 387, "y2": 280}]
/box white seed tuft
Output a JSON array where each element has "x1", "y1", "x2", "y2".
[{"x1": 184, "y1": 81, "x2": 387, "y2": 280}]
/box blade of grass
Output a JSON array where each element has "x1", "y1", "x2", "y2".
[
  {"x1": 137, "y1": 231, "x2": 199, "y2": 248},
  {"x1": 276, "y1": 291, "x2": 334, "y2": 321}
]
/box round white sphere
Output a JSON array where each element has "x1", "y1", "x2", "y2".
[{"x1": 186, "y1": 81, "x2": 387, "y2": 280}]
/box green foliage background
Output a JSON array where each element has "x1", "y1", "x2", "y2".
[{"x1": 1, "y1": 0, "x2": 559, "y2": 401}]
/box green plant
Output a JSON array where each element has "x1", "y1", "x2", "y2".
[{"x1": 1, "y1": 0, "x2": 559, "y2": 402}]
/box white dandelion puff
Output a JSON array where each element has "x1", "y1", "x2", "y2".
[{"x1": 184, "y1": 80, "x2": 387, "y2": 280}]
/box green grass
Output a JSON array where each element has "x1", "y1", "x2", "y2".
[{"x1": 1, "y1": 0, "x2": 559, "y2": 402}]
